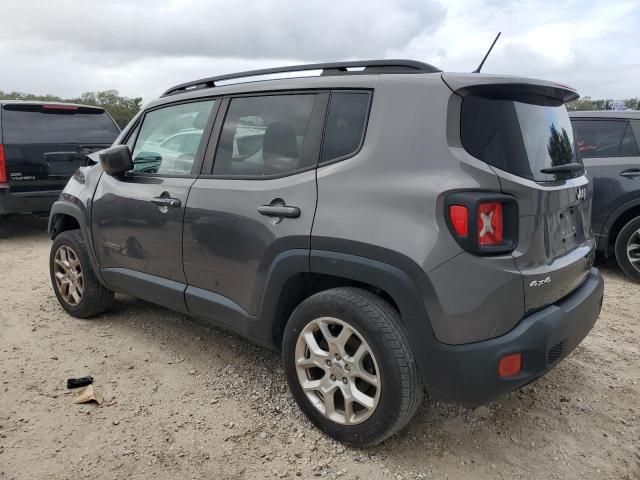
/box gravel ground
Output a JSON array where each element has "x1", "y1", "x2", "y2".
[{"x1": 0, "y1": 214, "x2": 638, "y2": 480}]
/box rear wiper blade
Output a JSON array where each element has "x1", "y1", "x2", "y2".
[{"x1": 540, "y1": 163, "x2": 584, "y2": 175}]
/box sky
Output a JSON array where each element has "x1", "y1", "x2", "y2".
[{"x1": 1, "y1": 0, "x2": 638, "y2": 102}]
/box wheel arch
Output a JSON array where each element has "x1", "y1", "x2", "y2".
[
  {"x1": 601, "y1": 199, "x2": 640, "y2": 254},
  {"x1": 48, "y1": 200, "x2": 105, "y2": 286},
  {"x1": 260, "y1": 249, "x2": 435, "y2": 357}
]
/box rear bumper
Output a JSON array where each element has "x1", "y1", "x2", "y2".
[
  {"x1": 0, "y1": 187, "x2": 61, "y2": 214},
  {"x1": 426, "y1": 268, "x2": 604, "y2": 405}
]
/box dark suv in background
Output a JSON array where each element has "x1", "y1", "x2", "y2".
[
  {"x1": 570, "y1": 111, "x2": 640, "y2": 281},
  {"x1": 48, "y1": 61, "x2": 604, "y2": 445},
  {"x1": 0, "y1": 101, "x2": 120, "y2": 215}
]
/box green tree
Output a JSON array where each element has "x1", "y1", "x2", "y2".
[
  {"x1": 547, "y1": 125, "x2": 574, "y2": 167},
  {"x1": 0, "y1": 89, "x2": 142, "y2": 128}
]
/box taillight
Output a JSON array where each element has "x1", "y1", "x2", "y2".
[
  {"x1": 445, "y1": 192, "x2": 517, "y2": 255},
  {"x1": 0, "y1": 144, "x2": 6, "y2": 183},
  {"x1": 449, "y1": 205, "x2": 468, "y2": 237},
  {"x1": 477, "y1": 202, "x2": 503, "y2": 245}
]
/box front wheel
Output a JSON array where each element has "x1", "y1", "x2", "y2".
[
  {"x1": 614, "y1": 216, "x2": 640, "y2": 282},
  {"x1": 50, "y1": 230, "x2": 115, "y2": 317},
  {"x1": 282, "y1": 287, "x2": 422, "y2": 446}
]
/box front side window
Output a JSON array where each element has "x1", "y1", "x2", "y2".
[
  {"x1": 131, "y1": 100, "x2": 215, "y2": 175},
  {"x1": 212, "y1": 94, "x2": 317, "y2": 177},
  {"x1": 571, "y1": 119, "x2": 636, "y2": 158},
  {"x1": 322, "y1": 92, "x2": 370, "y2": 163}
]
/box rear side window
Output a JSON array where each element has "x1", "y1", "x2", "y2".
[
  {"x1": 213, "y1": 94, "x2": 317, "y2": 177},
  {"x1": 322, "y1": 92, "x2": 370, "y2": 163},
  {"x1": 572, "y1": 119, "x2": 639, "y2": 157},
  {"x1": 461, "y1": 95, "x2": 579, "y2": 181},
  {"x1": 1, "y1": 105, "x2": 120, "y2": 144}
]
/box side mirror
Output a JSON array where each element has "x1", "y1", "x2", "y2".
[{"x1": 99, "y1": 145, "x2": 133, "y2": 176}]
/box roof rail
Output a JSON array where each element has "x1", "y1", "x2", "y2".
[{"x1": 161, "y1": 59, "x2": 440, "y2": 97}]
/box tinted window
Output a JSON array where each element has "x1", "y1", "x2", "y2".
[
  {"x1": 571, "y1": 119, "x2": 636, "y2": 157},
  {"x1": 322, "y1": 92, "x2": 370, "y2": 162},
  {"x1": 461, "y1": 96, "x2": 579, "y2": 181},
  {"x1": 131, "y1": 100, "x2": 214, "y2": 175},
  {"x1": 2, "y1": 105, "x2": 120, "y2": 144},
  {"x1": 619, "y1": 121, "x2": 640, "y2": 156},
  {"x1": 213, "y1": 94, "x2": 316, "y2": 177}
]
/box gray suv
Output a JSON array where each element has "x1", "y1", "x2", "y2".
[
  {"x1": 47, "y1": 60, "x2": 604, "y2": 446},
  {"x1": 570, "y1": 111, "x2": 640, "y2": 281}
]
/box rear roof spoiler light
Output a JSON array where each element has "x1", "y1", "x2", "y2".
[{"x1": 42, "y1": 104, "x2": 79, "y2": 111}]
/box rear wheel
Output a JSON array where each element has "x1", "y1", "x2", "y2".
[
  {"x1": 614, "y1": 216, "x2": 640, "y2": 282},
  {"x1": 282, "y1": 287, "x2": 422, "y2": 446},
  {"x1": 50, "y1": 230, "x2": 115, "y2": 317}
]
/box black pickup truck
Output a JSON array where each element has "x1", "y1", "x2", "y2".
[{"x1": 0, "y1": 101, "x2": 120, "y2": 214}]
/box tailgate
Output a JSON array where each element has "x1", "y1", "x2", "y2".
[
  {"x1": 1, "y1": 103, "x2": 119, "y2": 193},
  {"x1": 450, "y1": 73, "x2": 595, "y2": 313}
]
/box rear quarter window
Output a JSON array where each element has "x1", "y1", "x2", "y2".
[
  {"x1": 321, "y1": 91, "x2": 371, "y2": 163},
  {"x1": 1, "y1": 105, "x2": 120, "y2": 144}
]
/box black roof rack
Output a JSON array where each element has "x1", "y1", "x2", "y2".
[{"x1": 161, "y1": 59, "x2": 440, "y2": 97}]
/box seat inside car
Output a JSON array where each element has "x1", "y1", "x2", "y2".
[{"x1": 261, "y1": 121, "x2": 299, "y2": 174}]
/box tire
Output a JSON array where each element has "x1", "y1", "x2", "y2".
[
  {"x1": 282, "y1": 287, "x2": 422, "y2": 446},
  {"x1": 614, "y1": 216, "x2": 640, "y2": 282},
  {"x1": 49, "y1": 229, "x2": 115, "y2": 318}
]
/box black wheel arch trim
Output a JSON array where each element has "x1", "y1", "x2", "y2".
[
  {"x1": 48, "y1": 199, "x2": 106, "y2": 286},
  {"x1": 600, "y1": 198, "x2": 640, "y2": 252},
  {"x1": 256, "y1": 247, "x2": 451, "y2": 395}
]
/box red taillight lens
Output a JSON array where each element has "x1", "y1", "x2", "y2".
[
  {"x1": 0, "y1": 144, "x2": 6, "y2": 183},
  {"x1": 477, "y1": 202, "x2": 503, "y2": 246},
  {"x1": 498, "y1": 353, "x2": 522, "y2": 377},
  {"x1": 449, "y1": 205, "x2": 468, "y2": 237}
]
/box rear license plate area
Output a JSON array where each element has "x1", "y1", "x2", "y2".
[
  {"x1": 45, "y1": 152, "x2": 84, "y2": 177},
  {"x1": 559, "y1": 208, "x2": 578, "y2": 241}
]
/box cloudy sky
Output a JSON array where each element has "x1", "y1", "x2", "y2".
[{"x1": 1, "y1": 0, "x2": 638, "y2": 102}]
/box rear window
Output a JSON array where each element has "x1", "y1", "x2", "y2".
[
  {"x1": 1, "y1": 105, "x2": 120, "y2": 144},
  {"x1": 461, "y1": 96, "x2": 579, "y2": 181}
]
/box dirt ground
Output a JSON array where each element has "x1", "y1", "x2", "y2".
[{"x1": 0, "y1": 214, "x2": 638, "y2": 480}]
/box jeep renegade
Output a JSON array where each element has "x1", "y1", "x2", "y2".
[{"x1": 48, "y1": 60, "x2": 604, "y2": 446}]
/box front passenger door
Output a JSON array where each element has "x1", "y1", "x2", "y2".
[{"x1": 92, "y1": 99, "x2": 218, "y2": 312}]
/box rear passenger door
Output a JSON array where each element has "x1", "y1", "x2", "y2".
[
  {"x1": 183, "y1": 92, "x2": 327, "y2": 325},
  {"x1": 572, "y1": 118, "x2": 640, "y2": 237}
]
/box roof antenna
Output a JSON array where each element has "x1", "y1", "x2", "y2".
[{"x1": 472, "y1": 32, "x2": 501, "y2": 73}]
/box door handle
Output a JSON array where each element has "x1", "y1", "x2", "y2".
[
  {"x1": 620, "y1": 169, "x2": 640, "y2": 178},
  {"x1": 257, "y1": 205, "x2": 300, "y2": 218},
  {"x1": 150, "y1": 197, "x2": 181, "y2": 208}
]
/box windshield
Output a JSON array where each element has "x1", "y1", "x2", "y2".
[{"x1": 460, "y1": 95, "x2": 580, "y2": 181}]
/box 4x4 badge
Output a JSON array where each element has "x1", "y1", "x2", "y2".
[
  {"x1": 576, "y1": 187, "x2": 587, "y2": 201},
  {"x1": 529, "y1": 276, "x2": 552, "y2": 287}
]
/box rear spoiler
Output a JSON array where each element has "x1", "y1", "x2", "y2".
[
  {"x1": 2, "y1": 103, "x2": 105, "y2": 113},
  {"x1": 441, "y1": 72, "x2": 579, "y2": 105}
]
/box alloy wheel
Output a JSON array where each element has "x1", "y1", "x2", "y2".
[
  {"x1": 294, "y1": 317, "x2": 381, "y2": 425},
  {"x1": 627, "y1": 228, "x2": 640, "y2": 273},
  {"x1": 53, "y1": 245, "x2": 84, "y2": 306}
]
